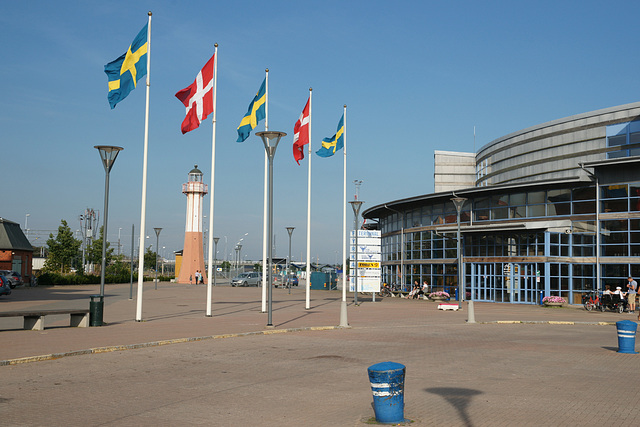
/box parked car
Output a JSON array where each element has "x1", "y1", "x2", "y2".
[
  {"x1": 0, "y1": 270, "x2": 21, "y2": 288},
  {"x1": 0, "y1": 275, "x2": 12, "y2": 296},
  {"x1": 231, "y1": 272, "x2": 262, "y2": 287},
  {"x1": 286, "y1": 275, "x2": 299, "y2": 287}
]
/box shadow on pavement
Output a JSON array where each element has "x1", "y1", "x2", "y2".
[{"x1": 425, "y1": 387, "x2": 483, "y2": 427}]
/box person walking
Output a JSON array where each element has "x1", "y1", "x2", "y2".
[{"x1": 626, "y1": 276, "x2": 637, "y2": 313}]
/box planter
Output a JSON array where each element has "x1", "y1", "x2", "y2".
[
  {"x1": 430, "y1": 296, "x2": 447, "y2": 302},
  {"x1": 544, "y1": 302, "x2": 564, "y2": 307}
]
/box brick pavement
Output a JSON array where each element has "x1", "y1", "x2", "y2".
[{"x1": 1, "y1": 283, "x2": 639, "y2": 426}]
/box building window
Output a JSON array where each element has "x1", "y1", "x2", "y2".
[{"x1": 606, "y1": 120, "x2": 640, "y2": 159}]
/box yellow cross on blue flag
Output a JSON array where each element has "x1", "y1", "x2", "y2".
[
  {"x1": 236, "y1": 78, "x2": 266, "y2": 142},
  {"x1": 316, "y1": 113, "x2": 344, "y2": 157},
  {"x1": 104, "y1": 24, "x2": 148, "y2": 109}
]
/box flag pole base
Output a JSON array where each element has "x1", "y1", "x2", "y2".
[
  {"x1": 339, "y1": 300, "x2": 349, "y2": 327},
  {"x1": 467, "y1": 300, "x2": 476, "y2": 324}
]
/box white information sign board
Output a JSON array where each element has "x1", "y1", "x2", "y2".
[{"x1": 349, "y1": 231, "x2": 381, "y2": 292}]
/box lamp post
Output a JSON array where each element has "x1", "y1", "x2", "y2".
[
  {"x1": 349, "y1": 200, "x2": 363, "y2": 305},
  {"x1": 236, "y1": 244, "x2": 242, "y2": 276},
  {"x1": 153, "y1": 227, "x2": 162, "y2": 290},
  {"x1": 213, "y1": 237, "x2": 219, "y2": 287},
  {"x1": 256, "y1": 130, "x2": 287, "y2": 327},
  {"x1": 286, "y1": 227, "x2": 295, "y2": 295},
  {"x1": 95, "y1": 145, "x2": 123, "y2": 300},
  {"x1": 451, "y1": 196, "x2": 467, "y2": 306},
  {"x1": 25, "y1": 213, "x2": 30, "y2": 240}
]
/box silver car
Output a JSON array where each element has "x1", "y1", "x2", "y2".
[
  {"x1": 0, "y1": 270, "x2": 21, "y2": 289},
  {"x1": 231, "y1": 272, "x2": 262, "y2": 287}
]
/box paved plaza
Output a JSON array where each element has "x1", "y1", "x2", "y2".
[{"x1": 1, "y1": 282, "x2": 639, "y2": 426}]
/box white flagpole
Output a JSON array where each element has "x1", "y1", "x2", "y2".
[
  {"x1": 340, "y1": 104, "x2": 348, "y2": 327},
  {"x1": 136, "y1": 11, "x2": 152, "y2": 322},
  {"x1": 206, "y1": 44, "x2": 218, "y2": 317},
  {"x1": 261, "y1": 69, "x2": 269, "y2": 313},
  {"x1": 305, "y1": 88, "x2": 312, "y2": 310}
]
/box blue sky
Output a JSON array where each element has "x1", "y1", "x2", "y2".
[{"x1": 2, "y1": 0, "x2": 640, "y2": 264}]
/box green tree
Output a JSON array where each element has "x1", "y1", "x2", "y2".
[
  {"x1": 144, "y1": 246, "x2": 157, "y2": 270},
  {"x1": 253, "y1": 262, "x2": 261, "y2": 272},
  {"x1": 220, "y1": 260, "x2": 231, "y2": 272},
  {"x1": 106, "y1": 253, "x2": 130, "y2": 276},
  {"x1": 43, "y1": 219, "x2": 82, "y2": 273},
  {"x1": 87, "y1": 226, "x2": 114, "y2": 274}
]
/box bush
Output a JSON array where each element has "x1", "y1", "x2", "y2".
[{"x1": 36, "y1": 272, "x2": 141, "y2": 286}]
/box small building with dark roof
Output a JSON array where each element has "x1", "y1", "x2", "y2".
[{"x1": 0, "y1": 217, "x2": 34, "y2": 283}]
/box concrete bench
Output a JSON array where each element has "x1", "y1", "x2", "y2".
[{"x1": 0, "y1": 309, "x2": 90, "y2": 331}]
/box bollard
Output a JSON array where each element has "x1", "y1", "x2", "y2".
[
  {"x1": 539, "y1": 291, "x2": 544, "y2": 306},
  {"x1": 467, "y1": 300, "x2": 476, "y2": 323},
  {"x1": 90, "y1": 295, "x2": 104, "y2": 327},
  {"x1": 367, "y1": 361, "x2": 406, "y2": 424},
  {"x1": 616, "y1": 320, "x2": 638, "y2": 354}
]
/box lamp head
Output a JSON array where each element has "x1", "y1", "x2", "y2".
[
  {"x1": 349, "y1": 200, "x2": 364, "y2": 216},
  {"x1": 256, "y1": 131, "x2": 287, "y2": 158},
  {"x1": 94, "y1": 145, "x2": 123, "y2": 173},
  {"x1": 450, "y1": 197, "x2": 467, "y2": 213}
]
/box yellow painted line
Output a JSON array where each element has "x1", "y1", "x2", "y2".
[
  {"x1": 0, "y1": 325, "x2": 341, "y2": 366},
  {"x1": 548, "y1": 321, "x2": 575, "y2": 325}
]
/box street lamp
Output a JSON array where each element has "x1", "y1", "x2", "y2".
[
  {"x1": 349, "y1": 200, "x2": 363, "y2": 305},
  {"x1": 25, "y1": 213, "x2": 30, "y2": 240},
  {"x1": 256, "y1": 130, "x2": 287, "y2": 327},
  {"x1": 236, "y1": 244, "x2": 242, "y2": 277},
  {"x1": 153, "y1": 227, "x2": 162, "y2": 290},
  {"x1": 451, "y1": 196, "x2": 467, "y2": 300},
  {"x1": 95, "y1": 145, "x2": 123, "y2": 300},
  {"x1": 286, "y1": 227, "x2": 295, "y2": 295},
  {"x1": 213, "y1": 237, "x2": 219, "y2": 287}
]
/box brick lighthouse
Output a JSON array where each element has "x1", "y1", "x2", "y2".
[{"x1": 178, "y1": 165, "x2": 208, "y2": 284}]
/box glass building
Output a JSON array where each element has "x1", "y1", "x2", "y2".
[{"x1": 363, "y1": 102, "x2": 640, "y2": 304}]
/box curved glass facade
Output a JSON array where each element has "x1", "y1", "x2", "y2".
[{"x1": 365, "y1": 105, "x2": 640, "y2": 305}]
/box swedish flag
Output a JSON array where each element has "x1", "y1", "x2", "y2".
[
  {"x1": 236, "y1": 78, "x2": 266, "y2": 142},
  {"x1": 104, "y1": 24, "x2": 148, "y2": 109},
  {"x1": 316, "y1": 114, "x2": 344, "y2": 157}
]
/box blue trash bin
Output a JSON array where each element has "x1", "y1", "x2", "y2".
[
  {"x1": 367, "y1": 361, "x2": 406, "y2": 424},
  {"x1": 616, "y1": 320, "x2": 638, "y2": 354}
]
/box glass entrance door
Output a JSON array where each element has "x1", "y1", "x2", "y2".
[
  {"x1": 470, "y1": 262, "x2": 540, "y2": 304},
  {"x1": 471, "y1": 263, "x2": 495, "y2": 301},
  {"x1": 509, "y1": 263, "x2": 539, "y2": 304}
]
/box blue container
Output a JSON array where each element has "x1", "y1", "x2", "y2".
[
  {"x1": 616, "y1": 320, "x2": 638, "y2": 354},
  {"x1": 367, "y1": 361, "x2": 406, "y2": 424}
]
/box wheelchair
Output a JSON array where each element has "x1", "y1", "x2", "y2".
[{"x1": 599, "y1": 294, "x2": 627, "y2": 313}]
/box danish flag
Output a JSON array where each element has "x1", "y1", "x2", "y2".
[
  {"x1": 175, "y1": 53, "x2": 215, "y2": 134},
  {"x1": 292, "y1": 96, "x2": 310, "y2": 164}
]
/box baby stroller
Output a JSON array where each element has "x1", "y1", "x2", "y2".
[{"x1": 600, "y1": 293, "x2": 627, "y2": 313}]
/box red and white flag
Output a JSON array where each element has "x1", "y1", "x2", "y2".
[
  {"x1": 292, "y1": 96, "x2": 310, "y2": 164},
  {"x1": 175, "y1": 53, "x2": 215, "y2": 134}
]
